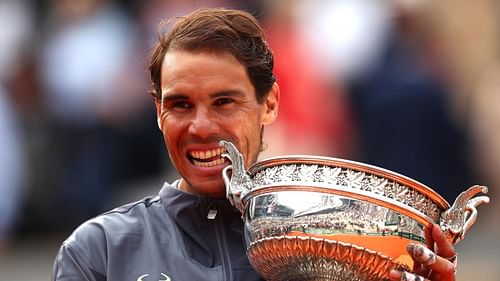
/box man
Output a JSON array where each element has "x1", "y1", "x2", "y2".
[{"x1": 52, "y1": 7, "x2": 457, "y2": 281}]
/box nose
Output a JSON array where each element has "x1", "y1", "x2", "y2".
[{"x1": 188, "y1": 107, "x2": 220, "y2": 139}]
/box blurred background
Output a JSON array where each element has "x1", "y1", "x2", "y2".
[{"x1": 0, "y1": 0, "x2": 498, "y2": 280}]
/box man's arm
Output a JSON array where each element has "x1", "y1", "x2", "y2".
[
  {"x1": 52, "y1": 242, "x2": 105, "y2": 281},
  {"x1": 52, "y1": 220, "x2": 108, "y2": 281}
]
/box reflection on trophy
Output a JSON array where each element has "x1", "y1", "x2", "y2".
[{"x1": 220, "y1": 140, "x2": 489, "y2": 281}]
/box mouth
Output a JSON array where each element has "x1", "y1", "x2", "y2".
[{"x1": 188, "y1": 146, "x2": 227, "y2": 167}]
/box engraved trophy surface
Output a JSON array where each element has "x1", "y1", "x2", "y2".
[{"x1": 220, "y1": 140, "x2": 489, "y2": 281}]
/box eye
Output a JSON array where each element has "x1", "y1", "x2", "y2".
[
  {"x1": 168, "y1": 101, "x2": 193, "y2": 112},
  {"x1": 214, "y1": 97, "x2": 233, "y2": 106}
]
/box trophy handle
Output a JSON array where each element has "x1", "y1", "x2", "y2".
[
  {"x1": 440, "y1": 185, "x2": 489, "y2": 243},
  {"x1": 220, "y1": 140, "x2": 253, "y2": 213}
]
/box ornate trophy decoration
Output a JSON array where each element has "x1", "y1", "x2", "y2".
[{"x1": 220, "y1": 140, "x2": 489, "y2": 281}]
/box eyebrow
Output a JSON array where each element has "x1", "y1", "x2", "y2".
[
  {"x1": 210, "y1": 90, "x2": 246, "y2": 99},
  {"x1": 161, "y1": 90, "x2": 246, "y2": 103},
  {"x1": 161, "y1": 93, "x2": 188, "y2": 104}
]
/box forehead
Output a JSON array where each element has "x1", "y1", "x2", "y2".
[{"x1": 160, "y1": 50, "x2": 252, "y2": 93}]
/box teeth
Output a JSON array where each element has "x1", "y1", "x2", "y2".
[
  {"x1": 189, "y1": 147, "x2": 227, "y2": 167},
  {"x1": 190, "y1": 147, "x2": 224, "y2": 160},
  {"x1": 193, "y1": 157, "x2": 225, "y2": 167}
]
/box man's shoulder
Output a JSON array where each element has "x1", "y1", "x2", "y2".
[
  {"x1": 63, "y1": 195, "x2": 165, "y2": 248},
  {"x1": 53, "y1": 194, "x2": 173, "y2": 278},
  {"x1": 103, "y1": 194, "x2": 162, "y2": 219}
]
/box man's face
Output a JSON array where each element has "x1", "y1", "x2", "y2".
[{"x1": 156, "y1": 50, "x2": 279, "y2": 198}]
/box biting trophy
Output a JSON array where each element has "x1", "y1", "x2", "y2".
[{"x1": 220, "y1": 140, "x2": 489, "y2": 281}]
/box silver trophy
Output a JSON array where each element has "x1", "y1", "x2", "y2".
[{"x1": 220, "y1": 140, "x2": 489, "y2": 281}]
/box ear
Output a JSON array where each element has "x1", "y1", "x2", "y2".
[{"x1": 261, "y1": 82, "x2": 280, "y2": 125}]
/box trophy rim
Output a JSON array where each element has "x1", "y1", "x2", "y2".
[{"x1": 249, "y1": 155, "x2": 450, "y2": 209}]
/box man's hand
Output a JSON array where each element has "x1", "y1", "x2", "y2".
[{"x1": 389, "y1": 224, "x2": 457, "y2": 281}]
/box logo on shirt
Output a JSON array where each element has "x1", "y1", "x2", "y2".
[{"x1": 137, "y1": 273, "x2": 171, "y2": 281}]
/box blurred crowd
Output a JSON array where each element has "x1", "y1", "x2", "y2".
[{"x1": 0, "y1": 0, "x2": 498, "y2": 260}]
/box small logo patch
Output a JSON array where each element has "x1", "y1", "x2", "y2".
[{"x1": 136, "y1": 273, "x2": 171, "y2": 281}]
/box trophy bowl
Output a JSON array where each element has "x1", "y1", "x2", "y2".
[{"x1": 220, "y1": 141, "x2": 489, "y2": 281}]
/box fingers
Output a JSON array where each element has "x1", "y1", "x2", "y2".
[
  {"x1": 389, "y1": 269, "x2": 428, "y2": 281},
  {"x1": 431, "y1": 224, "x2": 455, "y2": 259},
  {"x1": 407, "y1": 243, "x2": 455, "y2": 274},
  {"x1": 389, "y1": 224, "x2": 457, "y2": 281},
  {"x1": 407, "y1": 243, "x2": 453, "y2": 272}
]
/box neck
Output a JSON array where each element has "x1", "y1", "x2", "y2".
[{"x1": 178, "y1": 178, "x2": 226, "y2": 199}]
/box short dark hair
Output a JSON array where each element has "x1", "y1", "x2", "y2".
[{"x1": 148, "y1": 7, "x2": 275, "y2": 103}]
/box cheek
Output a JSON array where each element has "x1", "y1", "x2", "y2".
[
  {"x1": 158, "y1": 110, "x2": 182, "y2": 131},
  {"x1": 158, "y1": 117, "x2": 182, "y2": 148},
  {"x1": 238, "y1": 117, "x2": 264, "y2": 153},
  {"x1": 231, "y1": 113, "x2": 261, "y2": 137}
]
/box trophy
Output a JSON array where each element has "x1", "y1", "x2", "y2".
[{"x1": 220, "y1": 140, "x2": 489, "y2": 281}]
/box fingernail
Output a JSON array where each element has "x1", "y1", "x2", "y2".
[
  {"x1": 389, "y1": 269, "x2": 401, "y2": 279},
  {"x1": 406, "y1": 243, "x2": 416, "y2": 253},
  {"x1": 410, "y1": 243, "x2": 437, "y2": 266}
]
